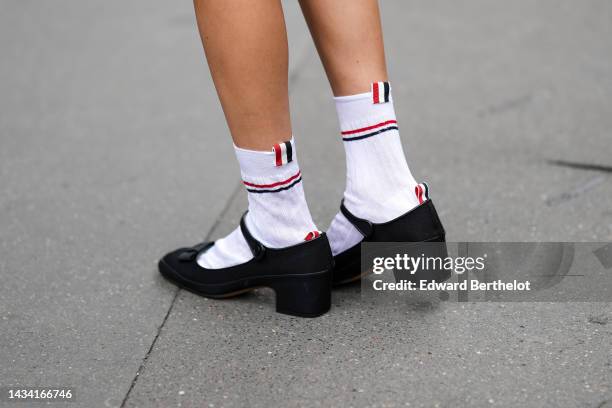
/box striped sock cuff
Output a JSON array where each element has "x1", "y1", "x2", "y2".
[
  {"x1": 234, "y1": 137, "x2": 297, "y2": 175},
  {"x1": 335, "y1": 84, "x2": 398, "y2": 142},
  {"x1": 242, "y1": 170, "x2": 303, "y2": 194},
  {"x1": 340, "y1": 118, "x2": 399, "y2": 142},
  {"x1": 234, "y1": 137, "x2": 304, "y2": 194}
]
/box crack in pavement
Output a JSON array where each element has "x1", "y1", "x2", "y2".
[
  {"x1": 548, "y1": 159, "x2": 612, "y2": 174},
  {"x1": 545, "y1": 175, "x2": 606, "y2": 206},
  {"x1": 478, "y1": 93, "x2": 533, "y2": 117},
  {"x1": 119, "y1": 182, "x2": 242, "y2": 408},
  {"x1": 545, "y1": 159, "x2": 611, "y2": 206}
]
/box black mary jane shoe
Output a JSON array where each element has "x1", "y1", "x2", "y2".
[
  {"x1": 333, "y1": 199, "x2": 451, "y2": 287},
  {"x1": 159, "y1": 213, "x2": 334, "y2": 317}
]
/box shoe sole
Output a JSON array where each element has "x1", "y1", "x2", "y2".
[{"x1": 159, "y1": 259, "x2": 332, "y2": 318}]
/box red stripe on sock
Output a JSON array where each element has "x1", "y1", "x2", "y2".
[
  {"x1": 304, "y1": 231, "x2": 320, "y2": 241},
  {"x1": 415, "y1": 185, "x2": 424, "y2": 204},
  {"x1": 341, "y1": 120, "x2": 397, "y2": 135},
  {"x1": 273, "y1": 144, "x2": 282, "y2": 167},
  {"x1": 373, "y1": 83, "x2": 380, "y2": 104},
  {"x1": 243, "y1": 170, "x2": 301, "y2": 189}
]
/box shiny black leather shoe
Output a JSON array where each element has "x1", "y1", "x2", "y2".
[
  {"x1": 333, "y1": 199, "x2": 450, "y2": 286},
  {"x1": 159, "y1": 214, "x2": 334, "y2": 317}
]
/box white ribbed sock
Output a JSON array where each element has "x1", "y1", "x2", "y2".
[
  {"x1": 327, "y1": 83, "x2": 421, "y2": 256},
  {"x1": 198, "y1": 137, "x2": 319, "y2": 269}
]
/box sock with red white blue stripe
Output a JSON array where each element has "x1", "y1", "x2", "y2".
[
  {"x1": 197, "y1": 137, "x2": 320, "y2": 269},
  {"x1": 327, "y1": 83, "x2": 425, "y2": 256}
]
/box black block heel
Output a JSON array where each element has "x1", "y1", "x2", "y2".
[
  {"x1": 159, "y1": 212, "x2": 334, "y2": 317},
  {"x1": 272, "y1": 270, "x2": 332, "y2": 317}
]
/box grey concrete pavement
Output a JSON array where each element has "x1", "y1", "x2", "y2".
[{"x1": 1, "y1": 0, "x2": 611, "y2": 407}]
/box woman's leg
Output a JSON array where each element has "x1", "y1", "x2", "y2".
[
  {"x1": 298, "y1": 0, "x2": 387, "y2": 96},
  {"x1": 194, "y1": 0, "x2": 291, "y2": 150},
  {"x1": 299, "y1": 0, "x2": 423, "y2": 257},
  {"x1": 192, "y1": 0, "x2": 318, "y2": 268}
]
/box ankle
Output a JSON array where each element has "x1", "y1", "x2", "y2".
[{"x1": 198, "y1": 138, "x2": 319, "y2": 270}]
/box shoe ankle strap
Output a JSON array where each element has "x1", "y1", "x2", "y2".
[
  {"x1": 240, "y1": 212, "x2": 266, "y2": 260},
  {"x1": 340, "y1": 200, "x2": 374, "y2": 238}
]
